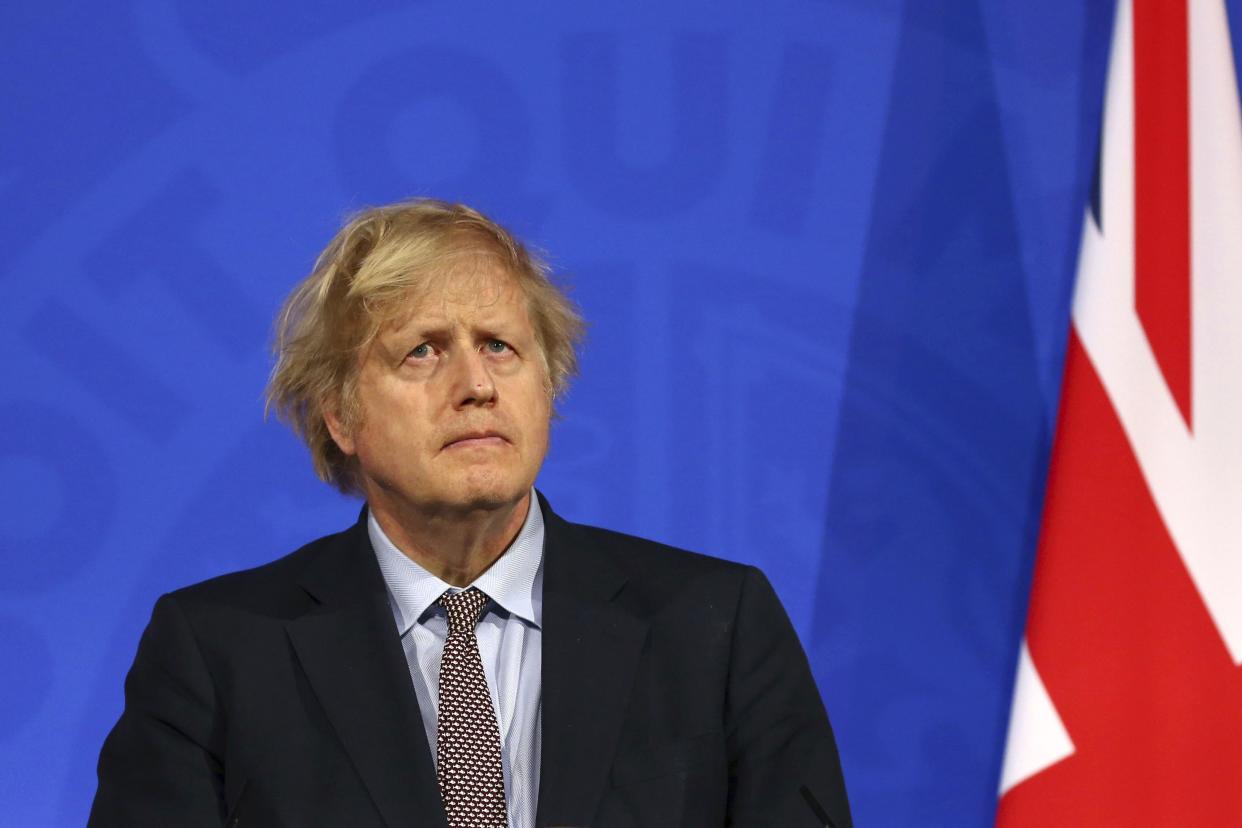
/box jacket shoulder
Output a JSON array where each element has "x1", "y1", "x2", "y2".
[
  {"x1": 569, "y1": 521, "x2": 747, "y2": 576},
  {"x1": 165, "y1": 521, "x2": 360, "y2": 618},
  {"x1": 555, "y1": 517, "x2": 761, "y2": 614}
]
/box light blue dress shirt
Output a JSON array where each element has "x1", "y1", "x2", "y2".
[{"x1": 369, "y1": 497, "x2": 543, "y2": 828}]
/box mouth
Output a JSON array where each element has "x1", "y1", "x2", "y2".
[{"x1": 442, "y1": 430, "x2": 510, "y2": 450}]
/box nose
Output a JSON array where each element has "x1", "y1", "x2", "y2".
[{"x1": 451, "y1": 348, "x2": 496, "y2": 408}]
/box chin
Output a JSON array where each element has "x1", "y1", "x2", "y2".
[{"x1": 449, "y1": 475, "x2": 529, "y2": 513}]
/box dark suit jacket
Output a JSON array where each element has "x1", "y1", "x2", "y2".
[{"x1": 90, "y1": 496, "x2": 851, "y2": 827}]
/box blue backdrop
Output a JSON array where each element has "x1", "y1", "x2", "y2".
[{"x1": 2, "y1": 1, "x2": 1135, "y2": 825}]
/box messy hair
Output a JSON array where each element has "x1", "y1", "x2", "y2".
[{"x1": 266, "y1": 199, "x2": 584, "y2": 494}]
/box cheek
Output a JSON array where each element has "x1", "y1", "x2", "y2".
[
  {"x1": 355, "y1": 416, "x2": 418, "y2": 460},
  {"x1": 349, "y1": 425, "x2": 383, "y2": 465},
  {"x1": 511, "y1": 400, "x2": 550, "y2": 452},
  {"x1": 530, "y1": 404, "x2": 553, "y2": 453}
]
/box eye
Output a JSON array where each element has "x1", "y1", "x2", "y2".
[
  {"x1": 407, "y1": 343, "x2": 435, "y2": 360},
  {"x1": 485, "y1": 339, "x2": 511, "y2": 354}
]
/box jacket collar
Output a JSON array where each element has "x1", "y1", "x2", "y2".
[
  {"x1": 535, "y1": 492, "x2": 649, "y2": 827},
  {"x1": 287, "y1": 512, "x2": 448, "y2": 828}
]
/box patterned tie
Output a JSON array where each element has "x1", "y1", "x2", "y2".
[{"x1": 436, "y1": 587, "x2": 508, "y2": 827}]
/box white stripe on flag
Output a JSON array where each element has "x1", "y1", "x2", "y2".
[{"x1": 998, "y1": 640, "x2": 1074, "y2": 795}]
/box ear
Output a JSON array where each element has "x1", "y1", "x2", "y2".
[{"x1": 322, "y1": 401, "x2": 357, "y2": 456}]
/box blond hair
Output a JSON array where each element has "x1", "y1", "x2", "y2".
[{"x1": 266, "y1": 199, "x2": 584, "y2": 494}]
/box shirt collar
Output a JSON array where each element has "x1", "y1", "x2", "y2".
[{"x1": 368, "y1": 493, "x2": 545, "y2": 636}]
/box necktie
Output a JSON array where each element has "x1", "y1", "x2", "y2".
[{"x1": 436, "y1": 587, "x2": 508, "y2": 827}]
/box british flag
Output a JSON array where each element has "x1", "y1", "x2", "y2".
[{"x1": 996, "y1": 0, "x2": 1242, "y2": 824}]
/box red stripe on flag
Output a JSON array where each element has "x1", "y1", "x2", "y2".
[
  {"x1": 1133, "y1": 0, "x2": 1192, "y2": 427},
  {"x1": 995, "y1": 331, "x2": 1242, "y2": 825}
]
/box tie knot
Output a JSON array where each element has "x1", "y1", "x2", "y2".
[{"x1": 438, "y1": 587, "x2": 490, "y2": 634}]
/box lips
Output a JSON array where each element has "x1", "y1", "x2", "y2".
[{"x1": 442, "y1": 430, "x2": 509, "y2": 449}]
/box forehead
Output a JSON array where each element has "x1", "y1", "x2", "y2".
[{"x1": 383, "y1": 257, "x2": 532, "y2": 332}]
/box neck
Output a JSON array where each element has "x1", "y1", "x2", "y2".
[{"x1": 368, "y1": 491, "x2": 531, "y2": 586}]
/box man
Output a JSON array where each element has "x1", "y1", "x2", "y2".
[{"x1": 90, "y1": 200, "x2": 852, "y2": 827}]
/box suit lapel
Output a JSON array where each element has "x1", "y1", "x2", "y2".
[
  {"x1": 536, "y1": 501, "x2": 649, "y2": 827},
  {"x1": 286, "y1": 517, "x2": 447, "y2": 828}
]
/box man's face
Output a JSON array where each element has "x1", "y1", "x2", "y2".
[{"x1": 327, "y1": 259, "x2": 552, "y2": 518}]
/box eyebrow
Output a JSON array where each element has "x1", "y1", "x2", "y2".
[{"x1": 382, "y1": 317, "x2": 530, "y2": 350}]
